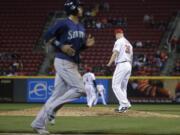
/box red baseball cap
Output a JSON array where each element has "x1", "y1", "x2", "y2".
[
  {"x1": 114, "y1": 28, "x2": 124, "y2": 34},
  {"x1": 86, "y1": 67, "x2": 92, "y2": 72}
]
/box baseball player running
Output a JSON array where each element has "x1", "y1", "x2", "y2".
[
  {"x1": 94, "y1": 83, "x2": 107, "y2": 105},
  {"x1": 31, "y1": 0, "x2": 95, "y2": 134},
  {"x1": 82, "y1": 67, "x2": 97, "y2": 107},
  {"x1": 107, "y1": 28, "x2": 133, "y2": 113}
]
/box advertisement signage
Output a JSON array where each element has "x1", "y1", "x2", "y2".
[
  {"x1": 27, "y1": 79, "x2": 54, "y2": 102},
  {"x1": 27, "y1": 78, "x2": 109, "y2": 103}
]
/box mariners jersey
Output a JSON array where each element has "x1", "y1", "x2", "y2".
[
  {"x1": 113, "y1": 36, "x2": 133, "y2": 64},
  {"x1": 44, "y1": 18, "x2": 86, "y2": 63},
  {"x1": 83, "y1": 72, "x2": 96, "y2": 85}
]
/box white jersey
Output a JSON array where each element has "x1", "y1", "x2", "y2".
[
  {"x1": 97, "y1": 84, "x2": 105, "y2": 93},
  {"x1": 83, "y1": 72, "x2": 96, "y2": 85},
  {"x1": 113, "y1": 36, "x2": 133, "y2": 64}
]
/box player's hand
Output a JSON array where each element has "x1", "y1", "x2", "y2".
[
  {"x1": 106, "y1": 63, "x2": 111, "y2": 67},
  {"x1": 44, "y1": 37, "x2": 56, "y2": 45},
  {"x1": 86, "y1": 34, "x2": 95, "y2": 47},
  {"x1": 61, "y1": 45, "x2": 76, "y2": 56}
]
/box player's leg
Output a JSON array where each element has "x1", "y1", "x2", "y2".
[
  {"x1": 100, "y1": 91, "x2": 107, "y2": 105},
  {"x1": 85, "y1": 85, "x2": 91, "y2": 106},
  {"x1": 121, "y1": 69, "x2": 131, "y2": 108},
  {"x1": 31, "y1": 73, "x2": 67, "y2": 129},
  {"x1": 112, "y1": 64, "x2": 130, "y2": 109},
  {"x1": 93, "y1": 92, "x2": 99, "y2": 106},
  {"x1": 88, "y1": 86, "x2": 97, "y2": 107},
  {"x1": 112, "y1": 65, "x2": 126, "y2": 105},
  {"x1": 46, "y1": 59, "x2": 86, "y2": 113}
]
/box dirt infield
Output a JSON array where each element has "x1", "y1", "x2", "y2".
[
  {"x1": 0, "y1": 133, "x2": 124, "y2": 135},
  {"x1": 0, "y1": 133, "x2": 109, "y2": 135},
  {"x1": 0, "y1": 134, "x2": 59, "y2": 135},
  {"x1": 0, "y1": 106, "x2": 179, "y2": 118},
  {"x1": 0, "y1": 132, "x2": 136, "y2": 135},
  {"x1": 0, "y1": 133, "x2": 107, "y2": 135}
]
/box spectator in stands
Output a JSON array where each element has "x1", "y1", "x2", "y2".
[
  {"x1": 18, "y1": 60, "x2": 24, "y2": 71},
  {"x1": 137, "y1": 80, "x2": 171, "y2": 98},
  {"x1": 12, "y1": 60, "x2": 20, "y2": 71},
  {"x1": 174, "y1": 62, "x2": 180, "y2": 73},
  {"x1": 84, "y1": 7, "x2": 91, "y2": 17},
  {"x1": 160, "y1": 50, "x2": 168, "y2": 63},
  {"x1": 176, "y1": 38, "x2": 180, "y2": 53},
  {"x1": 134, "y1": 40, "x2": 143, "y2": 48},
  {"x1": 143, "y1": 14, "x2": 151, "y2": 23},
  {"x1": 99, "y1": 0, "x2": 110, "y2": 12},
  {"x1": 144, "y1": 40, "x2": 153, "y2": 48},
  {"x1": 121, "y1": 17, "x2": 128, "y2": 28},
  {"x1": 116, "y1": 17, "x2": 123, "y2": 27},
  {"x1": 158, "y1": 20, "x2": 167, "y2": 31},
  {"x1": 91, "y1": 18, "x2": 96, "y2": 28},
  {"x1": 108, "y1": 17, "x2": 116, "y2": 26},
  {"x1": 84, "y1": 64, "x2": 92, "y2": 73},
  {"x1": 101, "y1": 17, "x2": 108, "y2": 28},
  {"x1": 132, "y1": 54, "x2": 145, "y2": 70},
  {"x1": 170, "y1": 35, "x2": 178, "y2": 52},
  {"x1": 48, "y1": 66, "x2": 55, "y2": 76},
  {"x1": 103, "y1": 1, "x2": 110, "y2": 12},
  {"x1": 96, "y1": 20, "x2": 102, "y2": 29},
  {"x1": 143, "y1": 14, "x2": 154, "y2": 27},
  {"x1": 155, "y1": 57, "x2": 163, "y2": 69},
  {"x1": 0, "y1": 53, "x2": 2, "y2": 59},
  {"x1": 0, "y1": 67, "x2": 3, "y2": 76},
  {"x1": 175, "y1": 82, "x2": 180, "y2": 102},
  {"x1": 0, "y1": 52, "x2": 6, "y2": 60},
  {"x1": 91, "y1": 4, "x2": 99, "y2": 17},
  {"x1": 6, "y1": 65, "x2": 16, "y2": 76}
]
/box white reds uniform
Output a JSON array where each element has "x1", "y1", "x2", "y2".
[
  {"x1": 112, "y1": 36, "x2": 133, "y2": 109},
  {"x1": 94, "y1": 84, "x2": 107, "y2": 105},
  {"x1": 83, "y1": 72, "x2": 97, "y2": 107}
]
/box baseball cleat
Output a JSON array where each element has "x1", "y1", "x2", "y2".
[
  {"x1": 47, "y1": 112, "x2": 55, "y2": 125},
  {"x1": 127, "y1": 104, "x2": 132, "y2": 109},
  {"x1": 49, "y1": 118, "x2": 55, "y2": 125},
  {"x1": 114, "y1": 107, "x2": 128, "y2": 113},
  {"x1": 31, "y1": 126, "x2": 49, "y2": 135}
]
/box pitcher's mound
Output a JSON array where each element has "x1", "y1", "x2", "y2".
[{"x1": 0, "y1": 106, "x2": 179, "y2": 118}]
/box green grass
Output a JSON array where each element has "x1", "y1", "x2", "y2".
[
  {"x1": 0, "y1": 116, "x2": 180, "y2": 134},
  {"x1": 0, "y1": 104, "x2": 180, "y2": 134},
  {"x1": 131, "y1": 104, "x2": 180, "y2": 115},
  {"x1": 0, "y1": 103, "x2": 41, "y2": 111}
]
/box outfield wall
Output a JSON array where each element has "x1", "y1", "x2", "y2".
[{"x1": 0, "y1": 76, "x2": 179, "y2": 103}]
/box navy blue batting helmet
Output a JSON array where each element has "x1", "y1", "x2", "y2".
[{"x1": 64, "y1": 0, "x2": 83, "y2": 16}]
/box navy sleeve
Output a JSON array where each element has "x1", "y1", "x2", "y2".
[
  {"x1": 80, "y1": 30, "x2": 88, "y2": 51},
  {"x1": 44, "y1": 20, "x2": 66, "y2": 43},
  {"x1": 80, "y1": 43, "x2": 87, "y2": 51}
]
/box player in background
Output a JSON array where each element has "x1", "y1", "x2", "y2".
[
  {"x1": 94, "y1": 83, "x2": 107, "y2": 106},
  {"x1": 31, "y1": 0, "x2": 95, "y2": 134},
  {"x1": 107, "y1": 28, "x2": 133, "y2": 113},
  {"x1": 82, "y1": 67, "x2": 97, "y2": 107}
]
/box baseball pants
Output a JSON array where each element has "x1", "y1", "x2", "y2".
[
  {"x1": 112, "y1": 62, "x2": 131, "y2": 107},
  {"x1": 31, "y1": 58, "x2": 85, "y2": 129},
  {"x1": 85, "y1": 84, "x2": 96, "y2": 107},
  {"x1": 94, "y1": 91, "x2": 107, "y2": 105}
]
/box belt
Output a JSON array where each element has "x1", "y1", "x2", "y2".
[
  {"x1": 119, "y1": 61, "x2": 127, "y2": 63},
  {"x1": 116, "y1": 61, "x2": 132, "y2": 65},
  {"x1": 117, "y1": 61, "x2": 128, "y2": 64}
]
